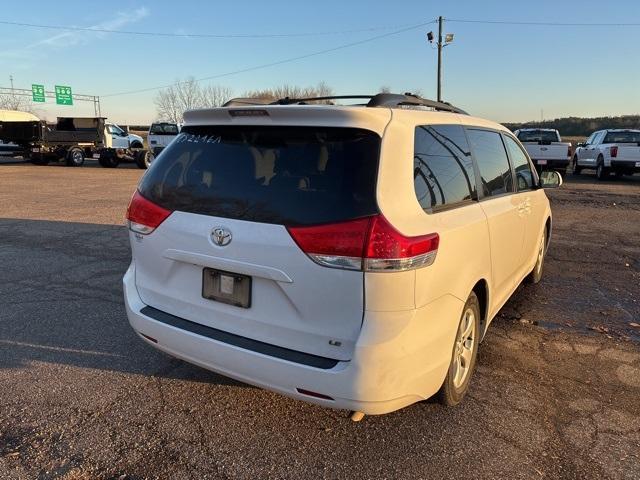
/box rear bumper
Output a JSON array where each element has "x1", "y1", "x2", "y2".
[
  {"x1": 123, "y1": 262, "x2": 462, "y2": 415},
  {"x1": 531, "y1": 158, "x2": 570, "y2": 169},
  {"x1": 610, "y1": 160, "x2": 640, "y2": 172}
]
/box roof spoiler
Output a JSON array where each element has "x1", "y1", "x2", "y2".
[{"x1": 222, "y1": 93, "x2": 467, "y2": 114}]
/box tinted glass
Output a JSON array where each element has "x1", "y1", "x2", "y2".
[
  {"x1": 516, "y1": 130, "x2": 559, "y2": 143},
  {"x1": 139, "y1": 126, "x2": 380, "y2": 226},
  {"x1": 467, "y1": 129, "x2": 513, "y2": 197},
  {"x1": 413, "y1": 125, "x2": 476, "y2": 211},
  {"x1": 504, "y1": 135, "x2": 535, "y2": 191},
  {"x1": 603, "y1": 131, "x2": 640, "y2": 143},
  {"x1": 150, "y1": 123, "x2": 180, "y2": 135}
]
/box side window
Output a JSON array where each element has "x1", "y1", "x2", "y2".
[
  {"x1": 466, "y1": 129, "x2": 514, "y2": 198},
  {"x1": 584, "y1": 133, "x2": 595, "y2": 145},
  {"x1": 413, "y1": 124, "x2": 477, "y2": 212},
  {"x1": 503, "y1": 135, "x2": 535, "y2": 191},
  {"x1": 587, "y1": 132, "x2": 602, "y2": 145},
  {"x1": 593, "y1": 131, "x2": 605, "y2": 145}
]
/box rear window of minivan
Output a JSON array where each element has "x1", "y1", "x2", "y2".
[{"x1": 138, "y1": 126, "x2": 380, "y2": 226}]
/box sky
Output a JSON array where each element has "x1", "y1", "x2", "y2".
[{"x1": 1, "y1": 0, "x2": 639, "y2": 125}]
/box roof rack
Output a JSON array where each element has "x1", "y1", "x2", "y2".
[
  {"x1": 270, "y1": 93, "x2": 468, "y2": 114},
  {"x1": 222, "y1": 93, "x2": 468, "y2": 114},
  {"x1": 222, "y1": 97, "x2": 273, "y2": 107}
]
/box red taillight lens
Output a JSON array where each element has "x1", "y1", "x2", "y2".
[
  {"x1": 126, "y1": 190, "x2": 172, "y2": 235},
  {"x1": 287, "y1": 214, "x2": 439, "y2": 272},
  {"x1": 567, "y1": 146, "x2": 572, "y2": 158},
  {"x1": 287, "y1": 218, "x2": 370, "y2": 270},
  {"x1": 610, "y1": 146, "x2": 618, "y2": 158}
]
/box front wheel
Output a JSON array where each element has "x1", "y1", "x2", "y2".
[
  {"x1": 437, "y1": 292, "x2": 480, "y2": 406},
  {"x1": 573, "y1": 156, "x2": 581, "y2": 175}
]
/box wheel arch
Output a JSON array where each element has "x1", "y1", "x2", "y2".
[
  {"x1": 471, "y1": 279, "x2": 489, "y2": 341},
  {"x1": 545, "y1": 216, "x2": 552, "y2": 248}
]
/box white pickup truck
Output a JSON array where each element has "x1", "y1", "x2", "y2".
[
  {"x1": 574, "y1": 129, "x2": 640, "y2": 180},
  {"x1": 147, "y1": 122, "x2": 180, "y2": 157},
  {"x1": 514, "y1": 128, "x2": 572, "y2": 175},
  {"x1": 106, "y1": 123, "x2": 144, "y2": 149}
]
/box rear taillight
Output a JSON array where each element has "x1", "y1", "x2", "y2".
[
  {"x1": 610, "y1": 146, "x2": 618, "y2": 158},
  {"x1": 567, "y1": 145, "x2": 572, "y2": 158},
  {"x1": 287, "y1": 215, "x2": 439, "y2": 272},
  {"x1": 126, "y1": 190, "x2": 172, "y2": 235}
]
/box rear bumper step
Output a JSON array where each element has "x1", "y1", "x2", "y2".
[{"x1": 139, "y1": 305, "x2": 339, "y2": 369}]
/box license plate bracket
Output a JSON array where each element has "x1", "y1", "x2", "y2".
[{"x1": 202, "y1": 268, "x2": 251, "y2": 308}]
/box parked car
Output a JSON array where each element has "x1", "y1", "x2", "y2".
[
  {"x1": 148, "y1": 122, "x2": 181, "y2": 157},
  {"x1": 574, "y1": 129, "x2": 640, "y2": 180},
  {"x1": 123, "y1": 93, "x2": 562, "y2": 419},
  {"x1": 514, "y1": 128, "x2": 571, "y2": 175}
]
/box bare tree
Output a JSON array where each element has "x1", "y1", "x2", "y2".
[
  {"x1": 243, "y1": 82, "x2": 334, "y2": 103},
  {"x1": 200, "y1": 84, "x2": 234, "y2": 108},
  {"x1": 379, "y1": 85, "x2": 392, "y2": 94},
  {"x1": 0, "y1": 93, "x2": 33, "y2": 112},
  {"x1": 154, "y1": 78, "x2": 233, "y2": 122}
]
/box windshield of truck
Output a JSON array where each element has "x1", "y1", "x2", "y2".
[
  {"x1": 516, "y1": 130, "x2": 559, "y2": 143},
  {"x1": 138, "y1": 125, "x2": 381, "y2": 226},
  {"x1": 603, "y1": 131, "x2": 640, "y2": 144}
]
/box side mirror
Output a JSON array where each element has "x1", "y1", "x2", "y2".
[
  {"x1": 576, "y1": 142, "x2": 585, "y2": 148},
  {"x1": 539, "y1": 170, "x2": 563, "y2": 189}
]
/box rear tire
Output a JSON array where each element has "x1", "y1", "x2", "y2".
[
  {"x1": 526, "y1": 229, "x2": 546, "y2": 284},
  {"x1": 135, "y1": 150, "x2": 153, "y2": 169},
  {"x1": 65, "y1": 147, "x2": 85, "y2": 167},
  {"x1": 30, "y1": 154, "x2": 49, "y2": 166},
  {"x1": 98, "y1": 151, "x2": 119, "y2": 168},
  {"x1": 130, "y1": 141, "x2": 143, "y2": 149},
  {"x1": 437, "y1": 292, "x2": 480, "y2": 406},
  {"x1": 573, "y1": 155, "x2": 581, "y2": 175},
  {"x1": 596, "y1": 156, "x2": 608, "y2": 181}
]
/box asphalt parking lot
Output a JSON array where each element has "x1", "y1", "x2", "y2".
[{"x1": 1, "y1": 161, "x2": 639, "y2": 480}]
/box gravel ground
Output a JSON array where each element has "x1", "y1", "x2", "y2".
[{"x1": 0, "y1": 162, "x2": 639, "y2": 479}]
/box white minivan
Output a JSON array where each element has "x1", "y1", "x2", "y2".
[{"x1": 123, "y1": 93, "x2": 561, "y2": 418}]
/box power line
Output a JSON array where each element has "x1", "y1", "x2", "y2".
[
  {"x1": 0, "y1": 19, "x2": 425, "y2": 38},
  {"x1": 102, "y1": 20, "x2": 437, "y2": 98},
  {"x1": 448, "y1": 18, "x2": 640, "y2": 26}
]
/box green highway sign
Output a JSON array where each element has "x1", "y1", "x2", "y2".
[
  {"x1": 31, "y1": 84, "x2": 45, "y2": 103},
  {"x1": 55, "y1": 85, "x2": 73, "y2": 105}
]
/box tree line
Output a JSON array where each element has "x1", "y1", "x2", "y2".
[{"x1": 503, "y1": 115, "x2": 640, "y2": 137}]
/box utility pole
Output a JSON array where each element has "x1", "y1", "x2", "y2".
[
  {"x1": 437, "y1": 16, "x2": 443, "y2": 102},
  {"x1": 427, "y1": 18, "x2": 453, "y2": 102}
]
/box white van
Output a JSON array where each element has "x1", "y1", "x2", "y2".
[{"x1": 123, "y1": 93, "x2": 561, "y2": 418}]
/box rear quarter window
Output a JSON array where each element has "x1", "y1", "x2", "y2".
[
  {"x1": 413, "y1": 124, "x2": 477, "y2": 212},
  {"x1": 138, "y1": 126, "x2": 381, "y2": 226}
]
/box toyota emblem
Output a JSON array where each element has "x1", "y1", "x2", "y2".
[{"x1": 211, "y1": 227, "x2": 232, "y2": 247}]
